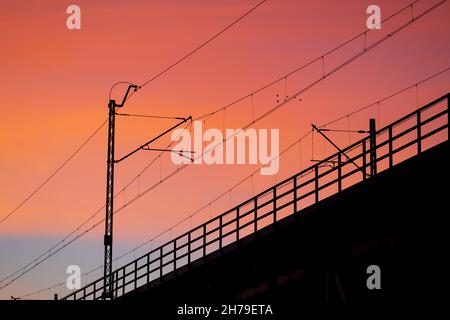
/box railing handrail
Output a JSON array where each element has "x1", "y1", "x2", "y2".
[{"x1": 63, "y1": 92, "x2": 449, "y2": 300}]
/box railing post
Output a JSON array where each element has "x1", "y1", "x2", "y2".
[
  {"x1": 314, "y1": 165, "x2": 319, "y2": 203},
  {"x1": 254, "y1": 198, "x2": 258, "y2": 232},
  {"x1": 203, "y1": 224, "x2": 207, "y2": 257},
  {"x1": 159, "y1": 247, "x2": 163, "y2": 278},
  {"x1": 122, "y1": 268, "x2": 125, "y2": 296},
  {"x1": 219, "y1": 216, "x2": 223, "y2": 249},
  {"x1": 388, "y1": 126, "x2": 393, "y2": 168},
  {"x1": 337, "y1": 153, "x2": 342, "y2": 192},
  {"x1": 236, "y1": 208, "x2": 240, "y2": 240},
  {"x1": 447, "y1": 93, "x2": 450, "y2": 137},
  {"x1": 173, "y1": 240, "x2": 177, "y2": 272},
  {"x1": 293, "y1": 176, "x2": 297, "y2": 213},
  {"x1": 417, "y1": 111, "x2": 422, "y2": 154},
  {"x1": 112, "y1": 273, "x2": 115, "y2": 299},
  {"x1": 273, "y1": 188, "x2": 277, "y2": 222},
  {"x1": 115, "y1": 272, "x2": 118, "y2": 299},
  {"x1": 369, "y1": 118, "x2": 377, "y2": 176},
  {"x1": 362, "y1": 140, "x2": 367, "y2": 180},
  {"x1": 94, "y1": 282, "x2": 96, "y2": 300},
  {"x1": 147, "y1": 254, "x2": 150, "y2": 284},
  {"x1": 188, "y1": 232, "x2": 191, "y2": 265},
  {"x1": 134, "y1": 260, "x2": 137, "y2": 290}
]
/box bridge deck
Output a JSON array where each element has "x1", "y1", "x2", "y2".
[{"x1": 120, "y1": 140, "x2": 448, "y2": 309}]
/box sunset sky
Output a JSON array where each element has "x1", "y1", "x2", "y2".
[{"x1": 0, "y1": 0, "x2": 449, "y2": 299}]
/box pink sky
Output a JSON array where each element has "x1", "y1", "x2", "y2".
[{"x1": 0, "y1": 0, "x2": 449, "y2": 299}]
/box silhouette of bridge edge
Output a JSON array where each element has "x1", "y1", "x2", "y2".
[{"x1": 63, "y1": 92, "x2": 449, "y2": 300}]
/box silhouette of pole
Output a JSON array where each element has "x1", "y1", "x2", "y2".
[
  {"x1": 101, "y1": 84, "x2": 190, "y2": 299},
  {"x1": 103, "y1": 85, "x2": 137, "y2": 300}
]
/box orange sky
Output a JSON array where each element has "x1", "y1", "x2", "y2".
[{"x1": 0, "y1": 0, "x2": 449, "y2": 299}]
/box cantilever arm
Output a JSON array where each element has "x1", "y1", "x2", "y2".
[
  {"x1": 115, "y1": 116, "x2": 192, "y2": 163},
  {"x1": 311, "y1": 124, "x2": 365, "y2": 175},
  {"x1": 143, "y1": 147, "x2": 195, "y2": 162}
]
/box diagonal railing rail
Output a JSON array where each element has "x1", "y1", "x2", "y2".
[{"x1": 63, "y1": 93, "x2": 449, "y2": 300}]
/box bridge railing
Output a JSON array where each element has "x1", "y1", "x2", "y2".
[{"x1": 63, "y1": 93, "x2": 449, "y2": 300}]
